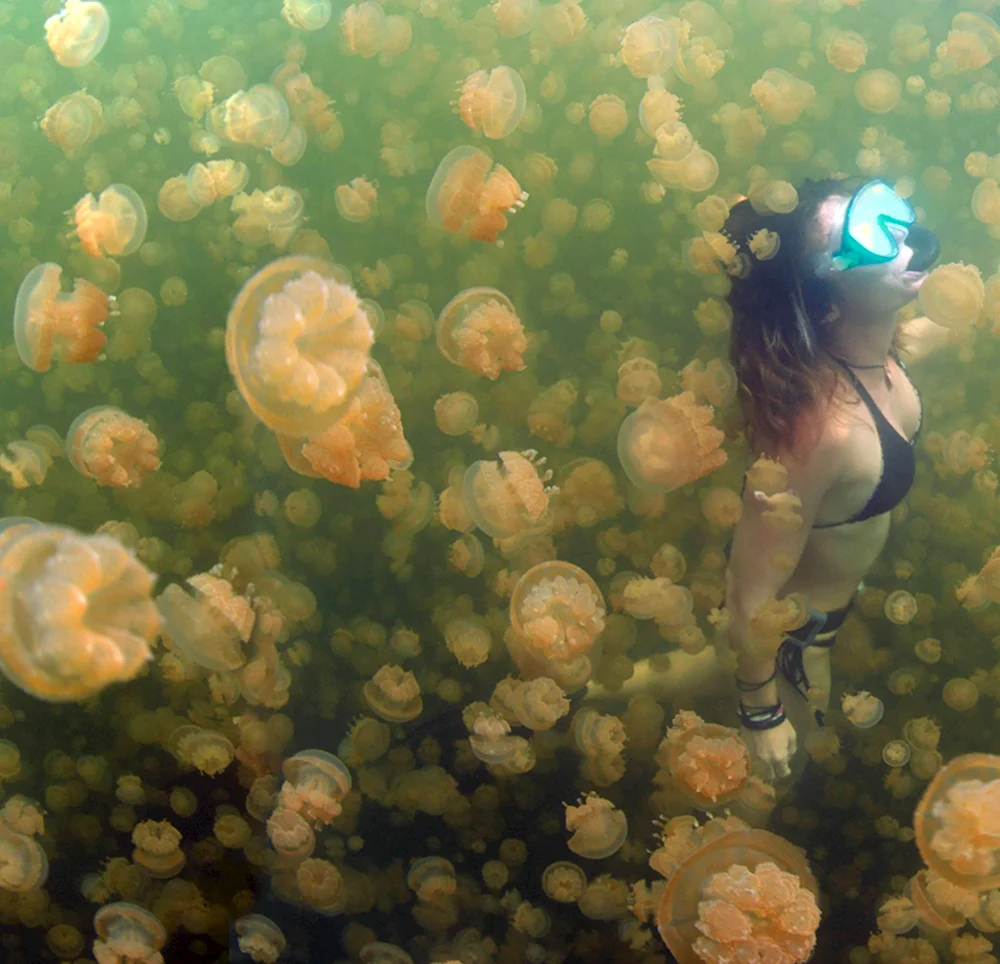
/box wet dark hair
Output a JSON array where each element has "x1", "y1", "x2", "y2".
[{"x1": 726, "y1": 176, "x2": 866, "y2": 455}]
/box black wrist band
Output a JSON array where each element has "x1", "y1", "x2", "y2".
[
  {"x1": 734, "y1": 666, "x2": 777, "y2": 692},
  {"x1": 738, "y1": 700, "x2": 786, "y2": 731}
]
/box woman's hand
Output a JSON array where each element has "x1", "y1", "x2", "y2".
[{"x1": 741, "y1": 718, "x2": 797, "y2": 780}]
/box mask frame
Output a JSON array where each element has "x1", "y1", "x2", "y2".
[{"x1": 831, "y1": 178, "x2": 916, "y2": 272}]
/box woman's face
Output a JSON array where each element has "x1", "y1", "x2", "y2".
[{"x1": 814, "y1": 193, "x2": 930, "y2": 317}]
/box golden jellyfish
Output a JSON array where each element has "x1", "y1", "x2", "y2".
[
  {"x1": 0, "y1": 520, "x2": 159, "y2": 703},
  {"x1": 510, "y1": 561, "x2": 606, "y2": 663},
  {"x1": 468, "y1": 711, "x2": 522, "y2": 764},
  {"x1": 435, "y1": 392, "x2": 480, "y2": 436},
  {"x1": 855, "y1": 68, "x2": 903, "y2": 113},
  {"x1": 66, "y1": 406, "x2": 161, "y2": 488},
  {"x1": 588, "y1": 95, "x2": 628, "y2": 141},
  {"x1": 45, "y1": 1, "x2": 110, "y2": 68},
  {"x1": 943, "y1": 678, "x2": 980, "y2": 711},
  {"x1": 364, "y1": 664, "x2": 422, "y2": 722},
  {"x1": 283, "y1": 0, "x2": 333, "y2": 30},
  {"x1": 914, "y1": 754, "x2": 1000, "y2": 891},
  {"x1": 267, "y1": 807, "x2": 316, "y2": 858},
  {"x1": 425, "y1": 147, "x2": 528, "y2": 244},
  {"x1": 13, "y1": 263, "x2": 109, "y2": 372},
  {"x1": 171, "y1": 725, "x2": 235, "y2": 776},
  {"x1": 918, "y1": 262, "x2": 986, "y2": 330},
  {"x1": 342, "y1": 1, "x2": 388, "y2": 58},
  {"x1": 824, "y1": 29, "x2": 868, "y2": 72},
  {"x1": 92, "y1": 903, "x2": 166, "y2": 964},
  {"x1": 494, "y1": 675, "x2": 570, "y2": 730},
  {"x1": 750, "y1": 68, "x2": 816, "y2": 124},
  {"x1": 335, "y1": 177, "x2": 379, "y2": 223},
  {"x1": 884, "y1": 589, "x2": 918, "y2": 625},
  {"x1": 564, "y1": 792, "x2": 627, "y2": 859},
  {"x1": 663, "y1": 710, "x2": 751, "y2": 807},
  {"x1": 279, "y1": 360, "x2": 412, "y2": 488},
  {"x1": 157, "y1": 573, "x2": 252, "y2": 673},
  {"x1": 620, "y1": 16, "x2": 678, "y2": 78},
  {"x1": 279, "y1": 749, "x2": 351, "y2": 825},
  {"x1": 436, "y1": 288, "x2": 526, "y2": 380},
  {"x1": 463, "y1": 451, "x2": 552, "y2": 539},
  {"x1": 0, "y1": 823, "x2": 48, "y2": 891},
  {"x1": 131, "y1": 820, "x2": 185, "y2": 878},
  {"x1": 157, "y1": 176, "x2": 203, "y2": 223},
  {"x1": 444, "y1": 617, "x2": 491, "y2": 668},
  {"x1": 41, "y1": 91, "x2": 103, "y2": 156},
  {"x1": 235, "y1": 914, "x2": 286, "y2": 964},
  {"x1": 0, "y1": 441, "x2": 52, "y2": 490},
  {"x1": 226, "y1": 256, "x2": 373, "y2": 438},
  {"x1": 492, "y1": 0, "x2": 538, "y2": 37},
  {"x1": 542, "y1": 861, "x2": 587, "y2": 902},
  {"x1": 841, "y1": 691, "x2": 884, "y2": 728},
  {"x1": 71, "y1": 184, "x2": 148, "y2": 259},
  {"x1": 654, "y1": 820, "x2": 819, "y2": 964},
  {"x1": 457, "y1": 67, "x2": 526, "y2": 140},
  {"x1": 617, "y1": 392, "x2": 727, "y2": 492},
  {"x1": 211, "y1": 85, "x2": 290, "y2": 150}
]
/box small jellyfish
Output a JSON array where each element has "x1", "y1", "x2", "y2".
[
  {"x1": 914, "y1": 754, "x2": 1000, "y2": 891},
  {"x1": 663, "y1": 711, "x2": 750, "y2": 807},
  {"x1": 364, "y1": 664, "x2": 422, "y2": 722},
  {"x1": 464, "y1": 451, "x2": 552, "y2": 539},
  {"x1": 335, "y1": 177, "x2": 379, "y2": 223},
  {"x1": 342, "y1": 1, "x2": 388, "y2": 57},
  {"x1": 750, "y1": 68, "x2": 816, "y2": 124},
  {"x1": 283, "y1": 0, "x2": 333, "y2": 30},
  {"x1": 235, "y1": 914, "x2": 286, "y2": 964},
  {"x1": 278, "y1": 749, "x2": 351, "y2": 826},
  {"x1": 435, "y1": 392, "x2": 480, "y2": 436},
  {"x1": 884, "y1": 590, "x2": 918, "y2": 625},
  {"x1": 225, "y1": 256, "x2": 373, "y2": 438},
  {"x1": 918, "y1": 262, "x2": 985, "y2": 330},
  {"x1": 0, "y1": 824, "x2": 48, "y2": 891},
  {"x1": 131, "y1": 820, "x2": 185, "y2": 878},
  {"x1": 66, "y1": 406, "x2": 161, "y2": 488},
  {"x1": 45, "y1": 1, "x2": 110, "y2": 68},
  {"x1": 0, "y1": 521, "x2": 159, "y2": 702},
  {"x1": 588, "y1": 95, "x2": 628, "y2": 141},
  {"x1": 13, "y1": 263, "x2": 109, "y2": 372},
  {"x1": 212, "y1": 85, "x2": 291, "y2": 150},
  {"x1": 41, "y1": 91, "x2": 103, "y2": 156},
  {"x1": 468, "y1": 711, "x2": 522, "y2": 764},
  {"x1": 93, "y1": 904, "x2": 166, "y2": 964},
  {"x1": 492, "y1": 0, "x2": 539, "y2": 37},
  {"x1": 436, "y1": 287, "x2": 527, "y2": 380},
  {"x1": 0, "y1": 442, "x2": 52, "y2": 490},
  {"x1": 824, "y1": 29, "x2": 867, "y2": 72},
  {"x1": 510, "y1": 561, "x2": 606, "y2": 663},
  {"x1": 426, "y1": 146, "x2": 528, "y2": 244},
  {"x1": 620, "y1": 16, "x2": 678, "y2": 78},
  {"x1": 542, "y1": 861, "x2": 587, "y2": 902},
  {"x1": 456, "y1": 66, "x2": 526, "y2": 139},
  {"x1": 71, "y1": 184, "x2": 148, "y2": 259},
  {"x1": 855, "y1": 68, "x2": 903, "y2": 113},
  {"x1": 564, "y1": 792, "x2": 628, "y2": 859},
  {"x1": 158, "y1": 176, "x2": 204, "y2": 223},
  {"x1": 171, "y1": 725, "x2": 235, "y2": 776},
  {"x1": 841, "y1": 691, "x2": 884, "y2": 728},
  {"x1": 267, "y1": 807, "x2": 316, "y2": 858},
  {"x1": 617, "y1": 392, "x2": 727, "y2": 492}
]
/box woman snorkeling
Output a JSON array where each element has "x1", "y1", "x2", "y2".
[{"x1": 725, "y1": 176, "x2": 949, "y2": 779}]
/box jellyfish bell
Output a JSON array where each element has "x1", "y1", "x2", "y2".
[
  {"x1": 45, "y1": 1, "x2": 110, "y2": 68},
  {"x1": 283, "y1": 0, "x2": 333, "y2": 30},
  {"x1": 436, "y1": 287, "x2": 527, "y2": 380},
  {"x1": 225, "y1": 256, "x2": 373, "y2": 438},
  {"x1": 457, "y1": 66, "x2": 527, "y2": 139},
  {"x1": 70, "y1": 184, "x2": 148, "y2": 259}
]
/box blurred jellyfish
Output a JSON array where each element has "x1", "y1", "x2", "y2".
[
  {"x1": 41, "y1": 91, "x2": 104, "y2": 156},
  {"x1": 620, "y1": 16, "x2": 677, "y2": 78},
  {"x1": 45, "y1": 1, "x2": 110, "y2": 68},
  {"x1": 564, "y1": 792, "x2": 627, "y2": 859},
  {"x1": 0, "y1": 520, "x2": 158, "y2": 702},
  {"x1": 235, "y1": 914, "x2": 286, "y2": 964},
  {"x1": 66, "y1": 406, "x2": 160, "y2": 488},
  {"x1": 841, "y1": 691, "x2": 884, "y2": 728},
  {"x1": 92, "y1": 903, "x2": 166, "y2": 964},
  {"x1": 335, "y1": 177, "x2": 379, "y2": 223},
  {"x1": 457, "y1": 67, "x2": 526, "y2": 139},
  {"x1": 13, "y1": 263, "x2": 109, "y2": 372},
  {"x1": 225, "y1": 256, "x2": 373, "y2": 438},
  {"x1": 283, "y1": 0, "x2": 333, "y2": 30},
  {"x1": 71, "y1": 184, "x2": 148, "y2": 259},
  {"x1": 364, "y1": 664, "x2": 422, "y2": 722},
  {"x1": 918, "y1": 262, "x2": 985, "y2": 330},
  {"x1": 463, "y1": 451, "x2": 553, "y2": 539}
]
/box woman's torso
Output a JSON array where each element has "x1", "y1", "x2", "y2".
[{"x1": 781, "y1": 355, "x2": 922, "y2": 611}]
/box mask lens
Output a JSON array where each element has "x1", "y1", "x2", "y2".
[{"x1": 843, "y1": 180, "x2": 915, "y2": 263}]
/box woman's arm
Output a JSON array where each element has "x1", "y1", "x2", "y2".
[
  {"x1": 726, "y1": 436, "x2": 838, "y2": 776},
  {"x1": 897, "y1": 315, "x2": 953, "y2": 365}
]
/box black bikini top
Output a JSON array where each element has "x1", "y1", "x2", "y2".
[{"x1": 813, "y1": 354, "x2": 922, "y2": 529}]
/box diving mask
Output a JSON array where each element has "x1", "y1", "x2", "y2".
[{"x1": 832, "y1": 178, "x2": 916, "y2": 271}]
